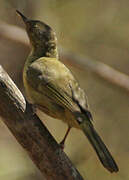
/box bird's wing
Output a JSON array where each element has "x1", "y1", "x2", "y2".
[{"x1": 26, "y1": 57, "x2": 92, "y2": 120}]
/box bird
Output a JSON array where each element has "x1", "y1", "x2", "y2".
[{"x1": 16, "y1": 10, "x2": 119, "y2": 173}]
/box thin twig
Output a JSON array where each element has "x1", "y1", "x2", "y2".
[{"x1": 0, "y1": 65, "x2": 84, "y2": 180}]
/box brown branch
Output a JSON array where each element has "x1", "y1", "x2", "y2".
[
  {"x1": 60, "y1": 48, "x2": 129, "y2": 93},
  {"x1": 0, "y1": 65, "x2": 84, "y2": 180},
  {"x1": 0, "y1": 22, "x2": 129, "y2": 92}
]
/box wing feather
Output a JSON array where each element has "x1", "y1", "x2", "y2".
[{"x1": 26, "y1": 57, "x2": 91, "y2": 120}]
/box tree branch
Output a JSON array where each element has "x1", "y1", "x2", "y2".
[
  {"x1": 60, "y1": 48, "x2": 129, "y2": 93},
  {"x1": 0, "y1": 65, "x2": 84, "y2": 180}
]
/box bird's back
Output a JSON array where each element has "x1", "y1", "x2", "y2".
[{"x1": 23, "y1": 57, "x2": 90, "y2": 128}]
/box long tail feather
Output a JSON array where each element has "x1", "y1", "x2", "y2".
[{"x1": 80, "y1": 120, "x2": 119, "y2": 173}]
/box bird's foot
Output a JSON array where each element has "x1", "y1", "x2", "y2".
[
  {"x1": 59, "y1": 126, "x2": 71, "y2": 150},
  {"x1": 59, "y1": 140, "x2": 65, "y2": 150}
]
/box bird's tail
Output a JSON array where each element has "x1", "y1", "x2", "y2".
[
  {"x1": 80, "y1": 121, "x2": 118, "y2": 172},
  {"x1": 78, "y1": 114, "x2": 119, "y2": 173}
]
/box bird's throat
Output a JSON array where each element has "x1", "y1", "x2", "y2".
[
  {"x1": 32, "y1": 38, "x2": 58, "y2": 59},
  {"x1": 24, "y1": 39, "x2": 58, "y2": 71}
]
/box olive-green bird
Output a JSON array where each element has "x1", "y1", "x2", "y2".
[{"x1": 17, "y1": 10, "x2": 118, "y2": 173}]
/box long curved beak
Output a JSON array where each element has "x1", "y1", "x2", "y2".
[{"x1": 16, "y1": 10, "x2": 28, "y2": 23}]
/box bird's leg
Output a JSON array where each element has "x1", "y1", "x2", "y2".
[{"x1": 60, "y1": 126, "x2": 71, "y2": 149}]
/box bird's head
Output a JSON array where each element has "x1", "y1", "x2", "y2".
[{"x1": 16, "y1": 10, "x2": 56, "y2": 49}]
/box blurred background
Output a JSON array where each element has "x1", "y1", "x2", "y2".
[{"x1": 0, "y1": 0, "x2": 129, "y2": 179}]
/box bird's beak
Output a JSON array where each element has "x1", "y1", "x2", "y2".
[{"x1": 16, "y1": 10, "x2": 28, "y2": 24}]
